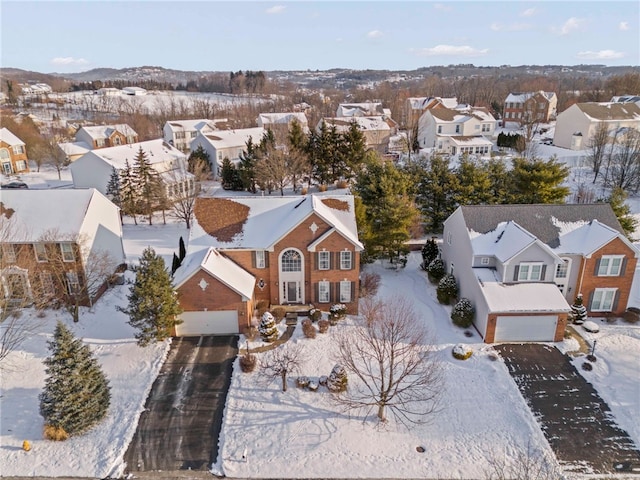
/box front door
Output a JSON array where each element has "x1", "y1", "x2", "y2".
[
  {"x1": 279, "y1": 249, "x2": 304, "y2": 304},
  {"x1": 2, "y1": 162, "x2": 12, "y2": 175},
  {"x1": 285, "y1": 281, "x2": 300, "y2": 303}
]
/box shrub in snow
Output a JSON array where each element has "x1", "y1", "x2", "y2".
[
  {"x1": 421, "y1": 238, "x2": 439, "y2": 271},
  {"x1": 437, "y1": 274, "x2": 458, "y2": 305},
  {"x1": 318, "y1": 375, "x2": 328, "y2": 386},
  {"x1": 296, "y1": 376, "x2": 310, "y2": 388},
  {"x1": 329, "y1": 304, "x2": 347, "y2": 324},
  {"x1": 452, "y1": 344, "x2": 473, "y2": 360},
  {"x1": 426, "y1": 258, "x2": 445, "y2": 283},
  {"x1": 308, "y1": 380, "x2": 319, "y2": 391},
  {"x1": 44, "y1": 424, "x2": 69, "y2": 441},
  {"x1": 582, "y1": 362, "x2": 593, "y2": 371},
  {"x1": 255, "y1": 299, "x2": 269, "y2": 318},
  {"x1": 359, "y1": 270, "x2": 381, "y2": 298},
  {"x1": 327, "y1": 364, "x2": 348, "y2": 393},
  {"x1": 451, "y1": 298, "x2": 475, "y2": 328},
  {"x1": 308, "y1": 308, "x2": 322, "y2": 322},
  {"x1": 317, "y1": 319, "x2": 329, "y2": 333},
  {"x1": 271, "y1": 307, "x2": 286, "y2": 322},
  {"x1": 571, "y1": 294, "x2": 587, "y2": 325},
  {"x1": 302, "y1": 319, "x2": 317, "y2": 339},
  {"x1": 259, "y1": 312, "x2": 279, "y2": 343},
  {"x1": 582, "y1": 321, "x2": 600, "y2": 333},
  {"x1": 239, "y1": 347, "x2": 257, "y2": 373}
]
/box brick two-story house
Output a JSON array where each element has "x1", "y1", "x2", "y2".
[
  {"x1": 0, "y1": 127, "x2": 29, "y2": 175},
  {"x1": 503, "y1": 91, "x2": 557, "y2": 127},
  {"x1": 441, "y1": 204, "x2": 638, "y2": 343},
  {"x1": 173, "y1": 195, "x2": 363, "y2": 335}
]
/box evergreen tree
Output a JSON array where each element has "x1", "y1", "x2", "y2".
[
  {"x1": 510, "y1": 156, "x2": 570, "y2": 204},
  {"x1": 220, "y1": 158, "x2": 243, "y2": 190},
  {"x1": 340, "y1": 120, "x2": 367, "y2": 181},
  {"x1": 415, "y1": 155, "x2": 460, "y2": 233},
  {"x1": 307, "y1": 121, "x2": 338, "y2": 185},
  {"x1": 187, "y1": 145, "x2": 211, "y2": 176},
  {"x1": 258, "y1": 311, "x2": 279, "y2": 342},
  {"x1": 105, "y1": 167, "x2": 122, "y2": 209},
  {"x1": 132, "y1": 147, "x2": 163, "y2": 225},
  {"x1": 326, "y1": 364, "x2": 348, "y2": 393},
  {"x1": 178, "y1": 236, "x2": 186, "y2": 262},
  {"x1": 421, "y1": 238, "x2": 440, "y2": 270},
  {"x1": 120, "y1": 160, "x2": 138, "y2": 225},
  {"x1": 601, "y1": 187, "x2": 637, "y2": 237},
  {"x1": 451, "y1": 298, "x2": 475, "y2": 328},
  {"x1": 570, "y1": 294, "x2": 587, "y2": 325},
  {"x1": 354, "y1": 152, "x2": 418, "y2": 265},
  {"x1": 238, "y1": 137, "x2": 259, "y2": 193},
  {"x1": 39, "y1": 322, "x2": 111, "y2": 438},
  {"x1": 486, "y1": 157, "x2": 512, "y2": 204},
  {"x1": 455, "y1": 156, "x2": 493, "y2": 205},
  {"x1": 119, "y1": 247, "x2": 183, "y2": 346}
]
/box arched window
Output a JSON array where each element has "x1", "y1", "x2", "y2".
[
  {"x1": 0, "y1": 148, "x2": 10, "y2": 160},
  {"x1": 281, "y1": 249, "x2": 301, "y2": 272}
]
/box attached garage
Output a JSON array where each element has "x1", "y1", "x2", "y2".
[
  {"x1": 176, "y1": 310, "x2": 239, "y2": 336},
  {"x1": 494, "y1": 315, "x2": 558, "y2": 342}
]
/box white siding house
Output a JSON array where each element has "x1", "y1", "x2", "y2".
[{"x1": 162, "y1": 119, "x2": 228, "y2": 153}]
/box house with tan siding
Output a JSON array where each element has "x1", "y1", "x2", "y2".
[{"x1": 0, "y1": 128, "x2": 29, "y2": 175}]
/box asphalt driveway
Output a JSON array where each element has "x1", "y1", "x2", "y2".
[
  {"x1": 123, "y1": 335, "x2": 238, "y2": 473},
  {"x1": 495, "y1": 343, "x2": 640, "y2": 475}
]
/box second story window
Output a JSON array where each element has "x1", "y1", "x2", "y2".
[
  {"x1": 255, "y1": 250, "x2": 266, "y2": 269},
  {"x1": 60, "y1": 243, "x2": 75, "y2": 262},
  {"x1": 597, "y1": 255, "x2": 624, "y2": 276},
  {"x1": 516, "y1": 262, "x2": 543, "y2": 281},
  {"x1": 2, "y1": 244, "x2": 16, "y2": 263},
  {"x1": 437, "y1": 125, "x2": 442, "y2": 134},
  {"x1": 175, "y1": 132, "x2": 185, "y2": 139},
  {"x1": 555, "y1": 259, "x2": 569, "y2": 279},
  {"x1": 34, "y1": 243, "x2": 48, "y2": 262},
  {"x1": 13, "y1": 145, "x2": 24, "y2": 155},
  {"x1": 482, "y1": 124, "x2": 490, "y2": 132},
  {"x1": 318, "y1": 251, "x2": 330, "y2": 270},
  {"x1": 340, "y1": 251, "x2": 352, "y2": 270},
  {"x1": 455, "y1": 125, "x2": 460, "y2": 134},
  {"x1": 96, "y1": 138, "x2": 106, "y2": 148}
]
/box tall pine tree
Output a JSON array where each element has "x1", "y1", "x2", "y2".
[
  {"x1": 39, "y1": 322, "x2": 111, "y2": 438},
  {"x1": 510, "y1": 156, "x2": 570, "y2": 204},
  {"x1": 132, "y1": 147, "x2": 163, "y2": 225},
  {"x1": 119, "y1": 247, "x2": 182, "y2": 346},
  {"x1": 120, "y1": 159, "x2": 138, "y2": 225}
]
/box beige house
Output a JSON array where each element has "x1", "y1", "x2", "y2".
[{"x1": 319, "y1": 117, "x2": 394, "y2": 154}]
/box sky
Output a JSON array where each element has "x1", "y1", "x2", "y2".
[{"x1": 1, "y1": 1, "x2": 639, "y2": 74}]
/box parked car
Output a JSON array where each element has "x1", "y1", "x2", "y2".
[{"x1": 1, "y1": 181, "x2": 29, "y2": 189}]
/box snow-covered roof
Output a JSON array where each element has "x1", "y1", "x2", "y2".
[
  {"x1": 476, "y1": 268, "x2": 571, "y2": 313},
  {"x1": 429, "y1": 106, "x2": 495, "y2": 124},
  {"x1": 447, "y1": 136, "x2": 494, "y2": 146},
  {"x1": 575, "y1": 102, "x2": 640, "y2": 121},
  {"x1": 555, "y1": 220, "x2": 640, "y2": 257},
  {"x1": 408, "y1": 96, "x2": 458, "y2": 110},
  {"x1": 122, "y1": 86, "x2": 147, "y2": 95},
  {"x1": 173, "y1": 247, "x2": 255, "y2": 300},
  {"x1": 86, "y1": 139, "x2": 186, "y2": 169},
  {"x1": 320, "y1": 116, "x2": 391, "y2": 132},
  {"x1": 189, "y1": 195, "x2": 363, "y2": 252},
  {"x1": 257, "y1": 112, "x2": 308, "y2": 126},
  {"x1": 199, "y1": 127, "x2": 266, "y2": 150},
  {"x1": 0, "y1": 189, "x2": 101, "y2": 241},
  {"x1": 58, "y1": 141, "x2": 91, "y2": 156},
  {"x1": 165, "y1": 119, "x2": 223, "y2": 133},
  {"x1": 337, "y1": 103, "x2": 384, "y2": 117},
  {"x1": 505, "y1": 91, "x2": 556, "y2": 103},
  {"x1": 77, "y1": 124, "x2": 137, "y2": 140},
  {"x1": 471, "y1": 221, "x2": 537, "y2": 262},
  {"x1": 0, "y1": 127, "x2": 24, "y2": 146}
]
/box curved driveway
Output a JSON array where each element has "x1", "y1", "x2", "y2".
[{"x1": 123, "y1": 335, "x2": 237, "y2": 473}]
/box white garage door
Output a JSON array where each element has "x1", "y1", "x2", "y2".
[
  {"x1": 176, "y1": 310, "x2": 239, "y2": 336},
  {"x1": 494, "y1": 315, "x2": 558, "y2": 342}
]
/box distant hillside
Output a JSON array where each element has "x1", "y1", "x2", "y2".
[
  {"x1": 60, "y1": 65, "x2": 222, "y2": 85},
  {"x1": 0, "y1": 68, "x2": 71, "y2": 91}
]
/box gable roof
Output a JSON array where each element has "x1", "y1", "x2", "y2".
[
  {"x1": 429, "y1": 106, "x2": 495, "y2": 123},
  {"x1": 257, "y1": 112, "x2": 308, "y2": 126},
  {"x1": 0, "y1": 188, "x2": 101, "y2": 241},
  {"x1": 470, "y1": 221, "x2": 538, "y2": 262},
  {"x1": 173, "y1": 247, "x2": 255, "y2": 299},
  {"x1": 555, "y1": 219, "x2": 639, "y2": 257},
  {"x1": 574, "y1": 102, "x2": 640, "y2": 121},
  {"x1": 321, "y1": 116, "x2": 391, "y2": 132},
  {"x1": 408, "y1": 97, "x2": 458, "y2": 110},
  {"x1": 337, "y1": 103, "x2": 384, "y2": 117},
  {"x1": 199, "y1": 127, "x2": 266, "y2": 150},
  {"x1": 165, "y1": 118, "x2": 227, "y2": 133},
  {"x1": 0, "y1": 127, "x2": 24, "y2": 146},
  {"x1": 82, "y1": 139, "x2": 185, "y2": 170},
  {"x1": 459, "y1": 204, "x2": 625, "y2": 249},
  {"x1": 189, "y1": 195, "x2": 362, "y2": 252},
  {"x1": 77, "y1": 124, "x2": 137, "y2": 140},
  {"x1": 505, "y1": 91, "x2": 556, "y2": 103}
]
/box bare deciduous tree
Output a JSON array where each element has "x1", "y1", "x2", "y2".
[
  {"x1": 484, "y1": 443, "x2": 560, "y2": 480},
  {"x1": 260, "y1": 342, "x2": 306, "y2": 392},
  {"x1": 587, "y1": 122, "x2": 611, "y2": 183},
  {"x1": 606, "y1": 129, "x2": 640, "y2": 193},
  {"x1": 333, "y1": 295, "x2": 443, "y2": 426}
]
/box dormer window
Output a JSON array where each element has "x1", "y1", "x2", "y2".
[{"x1": 515, "y1": 262, "x2": 544, "y2": 281}]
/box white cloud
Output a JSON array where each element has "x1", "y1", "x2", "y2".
[
  {"x1": 557, "y1": 17, "x2": 585, "y2": 35},
  {"x1": 433, "y1": 3, "x2": 452, "y2": 12},
  {"x1": 576, "y1": 49, "x2": 625, "y2": 60},
  {"x1": 50, "y1": 57, "x2": 89, "y2": 66},
  {"x1": 411, "y1": 45, "x2": 489, "y2": 57},
  {"x1": 490, "y1": 22, "x2": 531, "y2": 32},
  {"x1": 367, "y1": 30, "x2": 383, "y2": 39},
  {"x1": 520, "y1": 7, "x2": 536, "y2": 17},
  {"x1": 619, "y1": 21, "x2": 629, "y2": 31},
  {"x1": 265, "y1": 5, "x2": 285, "y2": 14}
]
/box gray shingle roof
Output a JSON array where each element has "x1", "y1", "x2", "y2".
[{"x1": 459, "y1": 204, "x2": 624, "y2": 248}]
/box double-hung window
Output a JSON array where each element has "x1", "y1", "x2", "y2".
[
  {"x1": 66, "y1": 271, "x2": 80, "y2": 295},
  {"x1": 318, "y1": 281, "x2": 330, "y2": 303},
  {"x1": 318, "y1": 251, "x2": 330, "y2": 270},
  {"x1": 255, "y1": 250, "x2": 266, "y2": 269},
  {"x1": 2, "y1": 245, "x2": 16, "y2": 264},
  {"x1": 555, "y1": 259, "x2": 569, "y2": 279},
  {"x1": 340, "y1": 251, "x2": 352, "y2": 270},
  {"x1": 591, "y1": 288, "x2": 617, "y2": 311},
  {"x1": 60, "y1": 243, "x2": 75, "y2": 262},
  {"x1": 339, "y1": 281, "x2": 352, "y2": 303},
  {"x1": 34, "y1": 243, "x2": 48, "y2": 262},
  {"x1": 597, "y1": 255, "x2": 624, "y2": 276},
  {"x1": 517, "y1": 262, "x2": 543, "y2": 281}
]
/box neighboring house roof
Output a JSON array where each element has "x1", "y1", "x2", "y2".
[
  {"x1": 429, "y1": 106, "x2": 495, "y2": 123},
  {"x1": 257, "y1": 112, "x2": 308, "y2": 126},
  {"x1": 505, "y1": 91, "x2": 556, "y2": 103},
  {"x1": 476, "y1": 268, "x2": 571, "y2": 313},
  {"x1": 166, "y1": 119, "x2": 226, "y2": 134},
  {"x1": 85, "y1": 139, "x2": 186, "y2": 170},
  {"x1": 574, "y1": 102, "x2": 640, "y2": 121},
  {"x1": 173, "y1": 247, "x2": 255, "y2": 300},
  {"x1": 58, "y1": 141, "x2": 91, "y2": 156},
  {"x1": 337, "y1": 103, "x2": 384, "y2": 117},
  {"x1": 321, "y1": 116, "x2": 391, "y2": 132},
  {"x1": 0, "y1": 188, "x2": 99, "y2": 241},
  {"x1": 409, "y1": 96, "x2": 459, "y2": 110},
  {"x1": 77, "y1": 124, "x2": 137, "y2": 140},
  {"x1": 610, "y1": 95, "x2": 640, "y2": 104},
  {"x1": 0, "y1": 127, "x2": 25, "y2": 146},
  {"x1": 199, "y1": 127, "x2": 266, "y2": 150},
  {"x1": 189, "y1": 195, "x2": 363, "y2": 252},
  {"x1": 448, "y1": 136, "x2": 494, "y2": 146},
  {"x1": 459, "y1": 204, "x2": 624, "y2": 249},
  {"x1": 555, "y1": 220, "x2": 639, "y2": 257}
]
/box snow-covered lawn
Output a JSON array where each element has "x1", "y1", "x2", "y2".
[{"x1": 0, "y1": 281, "x2": 169, "y2": 478}]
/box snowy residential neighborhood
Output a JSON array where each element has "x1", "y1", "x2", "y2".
[{"x1": 1, "y1": 63, "x2": 640, "y2": 480}]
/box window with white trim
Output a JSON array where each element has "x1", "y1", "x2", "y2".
[
  {"x1": 318, "y1": 251, "x2": 330, "y2": 270},
  {"x1": 96, "y1": 138, "x2": 106, "y2": 147},
  {"x1": 340, "y1": 251, "x2": 352, "y2": 270},
  {"x1": 2, "y1": 244, "x2": 16, "y2": 263},
  {"x1": 597, "y1": 255, "x2": 624, "y2": 276},
  {"x1": 34, "y1": 243, "x2": 48, "y2": 262},
  {"x1": 339, "y1": 281, "x2": 351, "y2": 303},
  {"x1": 40, "y1": 272, "x2": 55, "y2": 296},
  {"x1": 482, "y1": 124, "x2": 490, "y2": 132},
  {"x1": 591, "y1": 288, "x2": 617, "y2": 311},
  {"x1": 518, "y1": 262, "x2": 543, "y2": 281},
  {"x1": 15, "y1": 160, "x2": 27, "y2": 171},
  {"x1": 13, "y1": 145, "x2": 24, "y2": 155},
  {"x1": 480, "y1": 257, "x2": 489, "y2": 265},
  {"x1": 255, "y1": 250, "x2": 266, "y2": 269},
  {"x1": 318, "y1": 281, "x2": 330, "y2": 303},
  {"x1": 66, "y1": 271, "x2": 80, "y2": 295},
  {"x1": 281, "y1": 249, "x2": 301, "y2": 272},
  {"x1": 60, "y1": 243, "x2": 75, "y2": 262},
  {"x1": 555, "y1": 259, "x2": 569, "y2": 279}
]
